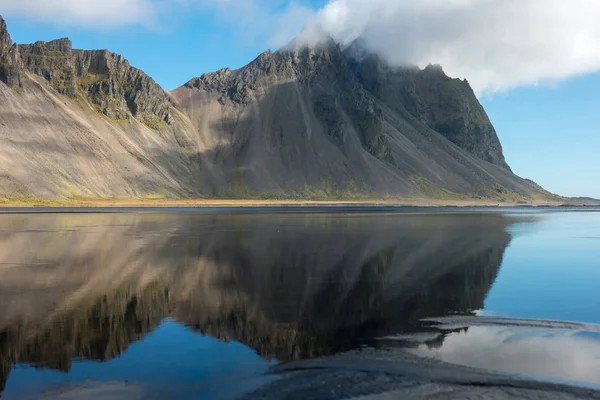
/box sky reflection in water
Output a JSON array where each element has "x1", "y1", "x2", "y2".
[{"x1": 0, "y1": 209, "x2": 598, "y2": 398}]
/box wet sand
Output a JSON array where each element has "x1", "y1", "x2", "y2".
[
  {"x1": 241, "y1": 315, "x2": 600, "y2": 399},
  {"x1": 240, "y1": 316, "x2": 600, "y2": 399},
  {"x1": 241, "y1": 348, "x2": 600, "y2": 399}
]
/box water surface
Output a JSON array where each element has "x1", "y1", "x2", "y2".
[{"x1": 0, "y1": 208, "x2": 599, "y2": 398}]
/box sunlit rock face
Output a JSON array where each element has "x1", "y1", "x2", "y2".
[{"x1": 17, "y1": 36, "x2": 172, "y2": 125}]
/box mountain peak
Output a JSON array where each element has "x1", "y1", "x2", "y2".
[
  {"x1": 281, "y1": 25, "x2": 339, "y2": 55},
  {"x1": 344, "y1": 38, "x2": 373, "y2": 62},
  {"x1": 24, "y1": 38, "x2": 73, "y2": 53},
  {"x1": 275, "y1": 31, "x2": 344, "y2": 79},
  {"x1": 424, "y1": 63, "x2": 445, "y2": 74}
]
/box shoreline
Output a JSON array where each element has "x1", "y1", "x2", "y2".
[{"x1": 0, "y1": 197, "x2": 588, "y2": 209}]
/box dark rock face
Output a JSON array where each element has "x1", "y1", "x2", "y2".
[
  {"x1": 0, "y1": 17, "x2": 23, "y2": 88},
  {"x1": 397, "y1": 65, "x2": 510, "y2": 170},
  {"x1": 346, "y1": 46, "x2": 510, "y2": 170},
  {"x1": 283, "y1": 39, "x2": 393, "y2": 164}
]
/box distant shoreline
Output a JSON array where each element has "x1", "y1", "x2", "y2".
[{"x1": 0, "y1": 197, "x2": 598, "y2": 209}]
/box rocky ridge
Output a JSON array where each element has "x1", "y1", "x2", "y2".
[
  {"x1": 17, "y1": 34, "x2": 172, "y2": 127},
  {"x1": 73, "y1": 49, "x2": 173, "y2": 126},
  {"x1": 19, "y1": 38, "x2": 76, "y2": 95}
]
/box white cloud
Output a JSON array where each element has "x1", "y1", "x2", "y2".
[
  {"x1": 4, "y1": 0, "x2": 600, "y2": 94},
  {"x1": 174, "y1": 0, "x2": 600, "y2": 95},
  {"x1": 415, "y1": 326, "x2": 600, "y2": 384},
  {"x1": 311, "y1": 0, "x2": 600, "y2": 94},
  {"x1": 0, "y1": 0, "x2": 156, "y2": 28}
]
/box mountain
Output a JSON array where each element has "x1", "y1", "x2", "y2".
[
  {"x1": 0, "y1": 16, "x2": 554, "y2": 201},
  {"x1": 0, "y1": 17, "x2": 200, "y2": 199}
]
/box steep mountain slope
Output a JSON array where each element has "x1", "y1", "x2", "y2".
[
  {"x1": 171, "y1": 37, "x2": 548, "y2": 199},
  {"x1": 345, "y1": 41, "x2": 510, "y2": 169},
  {"x1": 0, "y1": 18, "x2": 202, "y2": 199},
  {"x1": 0, "y1": 16, "x2": 552, "y2": 200}
]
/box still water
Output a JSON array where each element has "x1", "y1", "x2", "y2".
[{"x1": 0, "y1": 208, "x2": 599, "y2": 398}]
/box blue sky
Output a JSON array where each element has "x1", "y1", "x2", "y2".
[
  {"x1": 2, "y1": 0, "x2": 599, "y2": 198},
  {"x1": 482, "y1": 74, "x2": 600, "y2": 199}
]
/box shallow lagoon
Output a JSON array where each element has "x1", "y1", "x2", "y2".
[{"x1": 1, "y1": 208, "x2": 599, "y2": 398}]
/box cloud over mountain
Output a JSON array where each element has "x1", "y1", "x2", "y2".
[{"x1": 312, "y1": 0, "x2": 600, "y2": 94}]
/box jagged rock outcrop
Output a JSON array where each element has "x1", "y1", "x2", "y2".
[
  {"x1": 0, "y1": 16, "x2": 22, "y2": 88},
  {"x1": 19, "y1": 38, "x2": 77, "y2": 95},
  {"x1": 74, "y1": 49, "x2": 173, "y2": 126},
  {"x1": 16, "y1": 36, "x2": 172, "y2": 127}
]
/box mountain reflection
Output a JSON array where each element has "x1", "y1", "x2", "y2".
[{"x1": 0, "y1": 211, "x2": 521, "y2": 392}]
